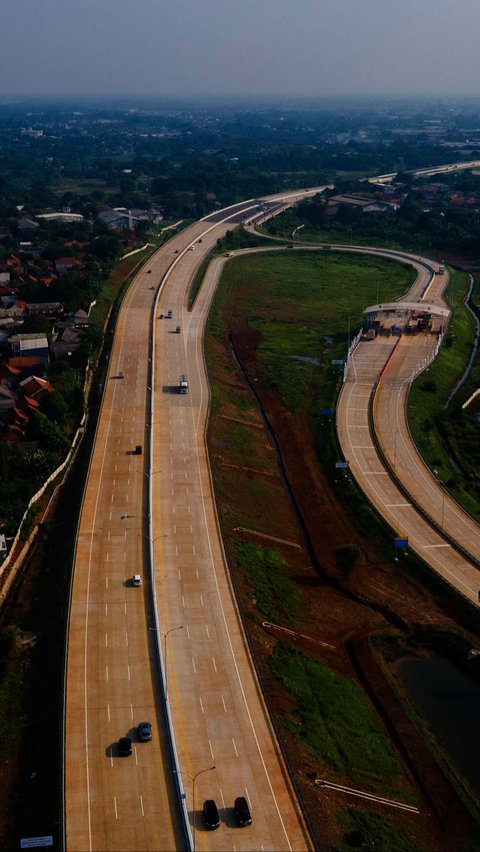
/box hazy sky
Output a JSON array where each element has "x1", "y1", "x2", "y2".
[{"x1": 2, "y1": 0, "x2": 479, "y2": 100}]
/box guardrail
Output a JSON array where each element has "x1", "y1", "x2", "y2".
[{"x1": 148, "y1": 269, "x2": 193, "y2": 849}]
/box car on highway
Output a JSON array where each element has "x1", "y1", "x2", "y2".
[
  {"x1": 137, "y1": 721, "x2": 152, "y2": 741},
  {"x1": 203, "y1": 799, "x2": 220, "y2": 830},
  {"x1": 118, "y1": 736, "x2": 132, "y2": 756},
  {"x1": 233, "y1": 796, "x2": 252, "y2": 826},
  {"x1": 132, "y1": 574, "x2": 142, "y2": 587}
]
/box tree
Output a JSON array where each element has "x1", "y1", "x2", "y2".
[
  {"x1": 335, "y1": 544, "x2": 361, "y2": 578},
  {"x1": 28, "y1": 412, "x2": 69, "y2": 454}
]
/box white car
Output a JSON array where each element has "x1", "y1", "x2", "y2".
[{"x1": 132, "y1": 574, "x2": 142, "y2": 587}]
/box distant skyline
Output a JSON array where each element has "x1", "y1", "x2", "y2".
[{"x1": 2, "y1": 0, "x2": 479, "y2": 100}]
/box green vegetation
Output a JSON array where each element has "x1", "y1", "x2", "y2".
[
  {"x1": 266, "y1": 170, "x2": 480, "y2": 256},
  {"x1": 235, "y1": 542, "x2": 299, "y2": 625},
  {"x1": 269, "y1": 643, "x2": 408, "y2": 798},
  {"x1": 0, "y1": 630, "x2": 31, "y2": 763},
  {"x1": 217, "y1": 249, "x2": 414, "y2": 413},
  {"x1": 336, "y1": 808, "x2": 425, "y2": 852}
]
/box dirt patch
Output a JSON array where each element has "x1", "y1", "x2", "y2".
[{"x1": 206, "y1": 312, "x2": 480, "y2": 851}]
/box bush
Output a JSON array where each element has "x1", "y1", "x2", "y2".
[{"x1": 335, "y1": 544, "x2": 361, "y2": 578}]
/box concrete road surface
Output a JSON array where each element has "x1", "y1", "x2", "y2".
[
  {"x1": 337, "y1": 254, "x2": 480, "y2": 606},
  {"x1": 65, "y1": 191, "x2": 316, "y2": 851}
]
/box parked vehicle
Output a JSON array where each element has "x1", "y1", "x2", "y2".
[
  {"x1": 179, "y1": 374, "x2": 189, "y2": 394},
  {"x1": 203, "y1": 799, "x2": 220, "y2": 830},
  {"x1": 167, "y1": 309, "x2": 173, "y2": 318},
  {"x1": 135, "y1": 445, "x2": 142, "y2": 455},
  {"x1": 132, "y1": 574, "x2": 142, "y2": 587},
  {"x1": 175, "y1": 326, "x2": 181, "y2": 333}
]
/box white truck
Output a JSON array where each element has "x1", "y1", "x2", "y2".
[{"x1": 179, "y1": 374, "x2": 189, "y2": 394}]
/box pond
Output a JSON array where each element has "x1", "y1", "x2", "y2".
[{"x1": 394, "y1": 655, "x2": 480, "y2": 795}]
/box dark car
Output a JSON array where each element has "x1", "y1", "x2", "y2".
[
  {"x1": 234, "y1": 796, "x2": 252, "y2": 826},
  {"x1": 135, "y1": 445, "x2": 142, "y2": 455},
  {"x1": 203, "y1": 799, "x2": 220, "y2": 830},
  {"x1": 147, "y1": 269, "x2": 152, "y2": 273},
  {"x1": 119, "y1": 736, "x2": 132, "y2": 756},
  {"x1": 137, "y1": 721, "x2": 152, "y2": 742}
]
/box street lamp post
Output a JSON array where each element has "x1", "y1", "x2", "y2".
[
  {"x1": 149, "y1": 624, "x2": 183, "y2": 701},
  {"x1": 164, "y1": 625, "x2": 183, "y2": 700},
  {"x1": 174, "y1": 765, "x2": 215, "y2": 852}
]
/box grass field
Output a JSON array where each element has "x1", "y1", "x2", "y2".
[
  {"x1": 268, "y1": 643, "x2": 409, "y2": 800},
  {"x1": 211, "y1": 250, "x2": 414, "y2": 414},
  {"x1": 53, "y1": 178, "x2": 117, "y2": 196},
  {"x1": 336, "y1": 808, "x2": 424, "y2": 852}
]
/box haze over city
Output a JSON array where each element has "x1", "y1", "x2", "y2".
[{"x1": 2, "y1": 0, "x2": 480, "y2": 99}]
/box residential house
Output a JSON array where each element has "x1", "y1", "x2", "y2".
[
  {"x1": 7, "y1": 356, "x2": 46, "y2": 378},
  {"x1": 0, "y1": 385, "x2": 16, "y2": 415},
  {"x1": 17, "y1": 216, "x2": 39, "y2": 232},
  {"x1": 51, "y1": 325, "x2": 85, "y2": 360},
  {"x1": 55, "y1": 257, "x2": 82, "y2": 273},
  {"x1": 19, "y1": 375, "x2": 53, "y2": 401},
  {"x1": 26, "y1": 302, "x2": 64, "y2": 318},
  {"x1": 10, "y1": 333, "x2": 49, "y2": 364}
]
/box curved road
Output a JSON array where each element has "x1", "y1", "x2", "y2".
[{"x1": 337, "y1": 255, "x2": 480, "y2": 605}]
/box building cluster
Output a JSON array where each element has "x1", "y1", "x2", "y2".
[
  {"x1": 327, "y1": 179, "x2": 480, "y2": 216},
  {"x1": 0, "y1": 311, "x2": 89, "y2": 446}
]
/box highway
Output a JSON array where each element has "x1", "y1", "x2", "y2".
[
  {"x1": 65, "y1": 190, "x2": 317, "y2": 851},
  {"x1": 337, "y1": 256, "x2": 480, "y2": 606},
  {"x1": 65, "y1": 175, "x2": 480, "y2": 851}
]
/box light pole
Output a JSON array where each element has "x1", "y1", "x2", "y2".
[
  {"x1": 164, "y1": 625, "x2": 183, "y2": 700},
  {"x1": 149, "y1": 624, "x2": 183, "y2": 700},
  {"x1": 174, "y1": 765, "x2": 215, "y2": 852}
]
